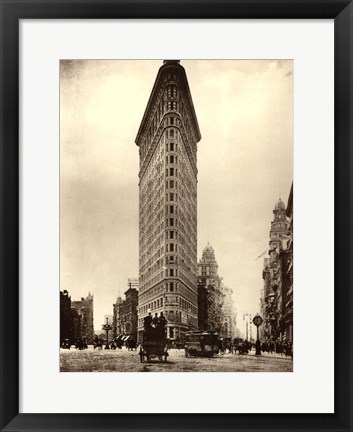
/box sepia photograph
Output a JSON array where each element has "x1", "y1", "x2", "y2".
[{"x1": 60, "y1": 59, "x2": 293, "y2": 372}]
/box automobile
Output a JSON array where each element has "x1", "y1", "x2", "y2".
[{"x1": 184, "y1": 331, "x2": 220, "y2": 357}]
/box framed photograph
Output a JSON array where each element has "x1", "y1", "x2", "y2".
[{"x1": 1, "y1": 0, "x2": 352, "y2": 431}]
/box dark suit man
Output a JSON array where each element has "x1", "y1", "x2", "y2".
[{"x1": 144, "y1": 312, "x2": 152, "y2": 330}]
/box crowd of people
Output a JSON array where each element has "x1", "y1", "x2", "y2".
[
  {"x1": 230, "y1": 339, "x2": 293, "y2": 357},
  {"x1": 143, "y1": 311, "x2": 167, "y2": 340},
  {"x1": 261, "y1": 340, "x2": 293, "y2": 357},
  {"x1": 93, "y1": 335, "x2": 137, "y2": 350}
]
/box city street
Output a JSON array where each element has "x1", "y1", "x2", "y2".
[{"x1": 60, "y1": 346, "x2": 293, "y2": 372}]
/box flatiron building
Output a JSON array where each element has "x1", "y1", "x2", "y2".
[{"x1": 135, "y1": 60, "x2": 201, "y2": 342}]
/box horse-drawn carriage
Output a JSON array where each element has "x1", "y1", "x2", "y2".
[
  {"x1": 75, "y1": 338, "x2": 88, "y2": 350},
  {"x1": 61, "y1": 339, "x2": 71, "y2": 349},
  {"x1": 139, "y1": 328, "x2": 168, "y2": 363}
]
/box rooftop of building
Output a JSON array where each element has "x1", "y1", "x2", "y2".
[
  {"x1": 275, "y1": 198, "x2": 286, "y2": 210},
  {"x1": 199, "y1": 242, "x2": 217, "y2": 264},
  {"x1": 135, "y1": 59, "x2": 201, "y2": 146}
]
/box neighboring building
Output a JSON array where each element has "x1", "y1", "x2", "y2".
[
  {"x1": 113, "y1": 279, "x2": 139, "y2": 340},
  {"x1": 197, "y1": 280, "x2": 208, "y2": 332},
  {"x1": 221, "y1": 285, "x2": 235, "y2": 339},
  {"x1": 197, "y1": 244, "x2": 224, "y2": 334},
  {"x1": 120, "y1": 281, "x2": 139, "y2": 340},
  {"x1": 60, "y1": 290, "x2": 94, "y2": 344},
  {"x1": 60, "y1": 290, "x2": 72, "y2": 345},
  {"x1": 283, "y1": 184, "x2": 293, "y2": 343},
  {"x1": 112, "y1": 296, "x2": 123, "y2": 338},
  {"x1": 71, "y1": 292, "x2": 94, "y2": 343},
  {"x1": 127, "y1": 278, "x2": 139, "y2": 291},
  {"x1": 70, "y1": 308, "x2": 82, "y2": 344},
  {"x1": 260, "y1": 258, "x2": 272, "y2": 340},
  {"x1": 260, "y1": 186, "x2": 293, "y2": 343},
  {"x1": 135, "y1": 60, "x2": 201, "y2": 342}
]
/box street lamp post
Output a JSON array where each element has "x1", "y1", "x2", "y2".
[
  {"x1": 243, "y1": 314, "x2": 251, "y2": 341},
  {"x1": 102, "y1": 317, "x2": 113, "y2": 349},
  {"x1": 253, "y1": 314, "x2": 264, "y2": 356}
]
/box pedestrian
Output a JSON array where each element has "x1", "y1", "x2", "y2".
[
  {"x1": 152, "y1": 313, "x2": 159, "y2": 328},
  {"x1": 144, "y1": 311, "x2": 153, "y2": 330},
  {"x1": 158, "y1": 312, "x2": 167, "y2": 336},
  {"x1": 158, "y1": 311, "x2": 167, "y2": 327}
]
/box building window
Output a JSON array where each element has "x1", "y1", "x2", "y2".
[
  {"x1": 170, "y1": 180, "x2": 174, "y2": 188},
  {"x1": 170, "y1": 155, "x2": 174, "y2": 163},
  {"x1": 170, "y1": 193, "x2": 174, "y2": 201},
  {"x1": 170, "y1": 269, "x2": 174, "y2": 277},
  {"x1": 170, "y1": 143, "x2": 174, "y2": 151},
  {"x1": 170, "y1": 243, "x2": 174, "y2": 252},
  {"x1": 170, "y1": 282, "x2": 174, "y2": 291},
  {"x1": 170, "y1": 205, "x2": 174, "y2": 213},
  {"x1": 169, "y1": 231, "x2": 174, "y2": 239},
  {"x1": 169, "y1": 218, "x2": 174, "y2": 226},
  {"x1": 170, "y1": 168, "x2": 174, "y2": 176},
  {"x1": 170, "y1": 129, "x2": 174, "y2": 138},
  {"x1": 170, "y1": 118, "x2": 174, "y2": 125}
]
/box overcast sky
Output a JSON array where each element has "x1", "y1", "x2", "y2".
[{"x1": 60, "y1": 60, "x2": 293, "y2": 335}]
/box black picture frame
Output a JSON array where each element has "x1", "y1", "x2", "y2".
[{"x1": 1, "y1": 1, "x2": 352, "y2": 431}]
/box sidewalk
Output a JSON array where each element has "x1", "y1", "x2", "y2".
[{"x1": 247, "y1": 350, "x2": 293, "y2": 360}]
